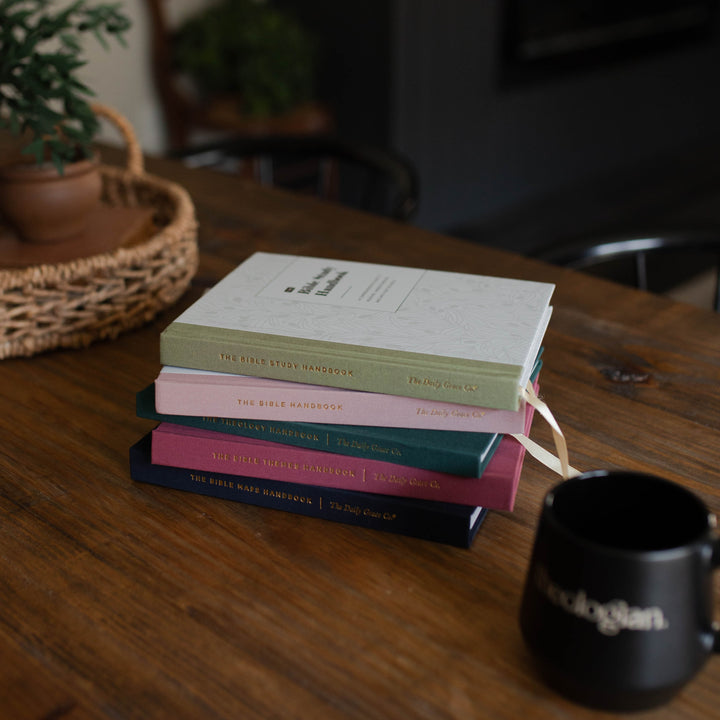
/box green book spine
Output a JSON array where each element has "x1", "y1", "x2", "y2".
[
  {"x1": 136, "y1": 384, "x2": 501, "y2": 477},
  {"x1": 160, "y1": 323, "x2": 523, "y2": 411}
]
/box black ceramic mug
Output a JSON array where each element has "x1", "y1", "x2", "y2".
[{"x1": 520, "y1": 469, "x2": 720, "y2": 712}]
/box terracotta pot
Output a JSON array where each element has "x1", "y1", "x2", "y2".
[{"x1": 0, "y1": 156, "x2": 102, "y2": 243}]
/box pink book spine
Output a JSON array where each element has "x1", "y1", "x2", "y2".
[
  {"x1": 150, "y1": 403, "x2": 534, "y2": 510},
  {"x1": 155, "y1": 370, "x2": 527, "y2": 433}
]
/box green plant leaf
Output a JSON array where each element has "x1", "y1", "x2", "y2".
[
  {"x1": 0, "y1": 0, "x2": 131, "y2": 170},
  {"x1": 21, "y1": 136, "x2": 46, "y2": 164}
]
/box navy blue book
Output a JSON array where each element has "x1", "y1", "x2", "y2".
[{"x1": 129, "y1": 434, "x2": 488, "y2": 548}]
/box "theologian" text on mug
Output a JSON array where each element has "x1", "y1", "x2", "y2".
[{"x1": 534, "y1": 564, "x2": 670, "y2": 637}]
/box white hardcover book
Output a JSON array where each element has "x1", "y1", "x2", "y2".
[{"x1": 160, "y1": 252, "x2": 554, "y2": 410}]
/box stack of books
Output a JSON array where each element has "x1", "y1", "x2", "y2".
[{"x1": 130, "y1": 253, "x2": 555, "y2": 547}]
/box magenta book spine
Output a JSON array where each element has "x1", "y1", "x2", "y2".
[
  {"x1": 150, "y1": 408, "x2": 534, "y2": 510},
  {"x1": 154, "y1": 371, "x2": 527, "y2": 434}
]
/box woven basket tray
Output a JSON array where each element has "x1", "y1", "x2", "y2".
[{"x1": 0, "y1": 104, "x2": 199, "y2": 360}]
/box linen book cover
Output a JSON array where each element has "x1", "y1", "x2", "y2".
[
  {"x1": 160, "y1": 252, "x2": 554, "y2": 410},
  {"x1": 155, "y1": 365, "x2": 532, "y2": 433},
  {"x1": 130, "y1": 434, "x2": 488, "y2": 548}
]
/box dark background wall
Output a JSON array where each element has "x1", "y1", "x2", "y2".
[{"x1": 282, "y1": 1, "x2": 720, "y2": 249}]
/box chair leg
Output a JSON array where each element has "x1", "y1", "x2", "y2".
[
  {"x1": 635, "y1": 252, "x2": 648, "y2": 291},
  {"x1": 255, "y1": 156, "x2": 274, "y2": 185},
  {"x1": 318, "y1": 157, "x2": 338, "y2": 200}
]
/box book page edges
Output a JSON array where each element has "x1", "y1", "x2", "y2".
[
  {"x1": 160, "y1": 322, "x2": 525, "y2": 411},
  {"x1": 520, "y1": 305, "x2": 552, "y2": 388}
]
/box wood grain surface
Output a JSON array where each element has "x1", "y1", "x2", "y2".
[{"x1": 1, "y1": 148, "x2": 719, "y2": 720}]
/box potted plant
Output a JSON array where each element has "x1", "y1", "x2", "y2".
[
  {"x1": 172, "y1": 0, "x2": 316, "y2": 118},
  {"x1": 0, "y1": 0, "x2": 131, "y2": 243}
]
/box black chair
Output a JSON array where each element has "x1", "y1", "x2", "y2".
[
  {"x1": 534, "y1": 231, "x2": 720, "y2": 311},
  {"x1": 171, "y1": 135, "x2": 420, "y2": 222}
]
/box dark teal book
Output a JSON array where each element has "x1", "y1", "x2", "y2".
[
  {"x1": 129, "y1": 434, "x2": 488, "y2": 548},
  {"x1": 136, "y1": 383, "x2": 502, "y2": 477}
]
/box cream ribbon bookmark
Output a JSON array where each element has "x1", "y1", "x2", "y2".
[{"x1": 512, "y1": 383, "x2": 581, "y2": 480}]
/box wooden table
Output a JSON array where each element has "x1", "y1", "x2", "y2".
[{"x1": 2, "y1": 149, "x2": 719, "y2": 720}]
